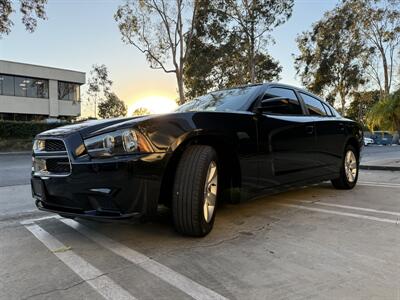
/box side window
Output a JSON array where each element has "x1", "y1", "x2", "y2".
[
  {"x1": 261, "y1": 87, "x2": 303, "y2": 115},
  {"x1": 322, "y1": 102, "x2": 333, "y2": 116},
  {"x1": 326, "y1": 103, "x2": 340, "y2": 117},
  {"x1": 300, "y1": 93, "x2": 327, "y2": 116}
]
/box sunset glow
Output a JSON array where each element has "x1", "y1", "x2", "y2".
[{"x1": 128, "y1": 96, "x2": 178, "y2": 116}]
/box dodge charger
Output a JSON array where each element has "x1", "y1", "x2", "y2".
[{"x1": 31, "y1": 83, "x2": 363, "y2": 236}]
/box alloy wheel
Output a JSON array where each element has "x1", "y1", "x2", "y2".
[
  {"x1": 344, "y1": 150, "x2": 357, "y2": 183},
  {"x1": 203, "y1": 161, "x2": 218, "y2": 223}
]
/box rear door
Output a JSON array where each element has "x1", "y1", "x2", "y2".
[
  {"x1": 299, "y1": 92, "x2": 345, "y2": 174},
  {"x1": 256, "y1": 86, "x2": 319, "y2": 187}
]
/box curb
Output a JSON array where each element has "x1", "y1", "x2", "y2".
[
  {"x1": 0, "y1": 151, "x2": 31, "y2": 155},
  {"x1": 360, "y1": 165, "x2": 400, "y2": 171}
]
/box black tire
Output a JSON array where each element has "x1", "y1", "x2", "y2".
[
  {"x1": 172, "y1": 145, "x2": 219, "y2": 237},
  {"x1": 331, "y1": 144, "x2": 359, "y2": 190}
]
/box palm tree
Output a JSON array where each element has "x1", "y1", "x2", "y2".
[{"x1": 366, "y1": 91, "x2": 400, "y2": 139}]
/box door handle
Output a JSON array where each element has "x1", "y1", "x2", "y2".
[{"x1": 305, "y1": 125, "x2": 314, "y2": 135}]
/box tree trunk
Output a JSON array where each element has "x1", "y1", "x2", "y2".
[
  {"x1": 176, "y1": 71, "x2": 185, "y2": 105},
  {"x1": 340, "y1": 91, "x2": 346, "y2": 116},
  {"x1": 249, "y1": 15, "x2": 255, "y2": 83},
  {"x1": 249, "y1": 42, "x2": 255, "y2": 83},
  {"x1": 377, "y1": 45, "x2": 390, "y2": 99},
  {"x1": 380, "y1": 48, "x2": 390, "y2": 97}
]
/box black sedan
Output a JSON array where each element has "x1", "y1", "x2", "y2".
[{"x1": 31, "y1": 83, "x2": 363, "y2": 236}]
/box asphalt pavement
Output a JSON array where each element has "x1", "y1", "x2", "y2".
[
  {"x1": 360, "y1": 145, "x2": 400, "y2": 170},
  {"x1": 1, "y1": 147, "x2": 400, "y2": 299},
  {"x1": 0, "y1": 153, "x2": 31, "y2": 187}
]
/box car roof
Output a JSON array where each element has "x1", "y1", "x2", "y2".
[
  {"x1": 204, "y1": 82, "x2": 340, "y2": 116},
  {"x1": 220, "y1": 82, "x2": 323, "y2": 101},
  {"x1": 264, "y1": 82, "x2": 321, "y2": 99}
]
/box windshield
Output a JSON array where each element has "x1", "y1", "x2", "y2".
[{"x1": 175, "y1": 86, "x2": 259, "y2": 113}]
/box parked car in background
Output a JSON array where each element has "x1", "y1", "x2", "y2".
[
  {"x1": 31, "y1": 83, "x2": 363, "y2": 237},
  {"x1": 363, "y1": 137, "x2": 374, "y2": 146},
  {"x1": 372, "y1": 132, "x2": 393, "y2": 145}
]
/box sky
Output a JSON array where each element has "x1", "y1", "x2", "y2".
[{"x1": 0, "y1": 0, "x2": 338, "y2": 116}]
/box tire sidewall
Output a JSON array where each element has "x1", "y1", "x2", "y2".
[
  {"x1": 197, "y1": 150, "x2": 219, "y2": 235},
  {"x1": 342, "y1": 145, "x2": 359, "y2": 188}
]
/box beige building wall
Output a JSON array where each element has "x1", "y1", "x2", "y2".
[{"x1": 0, "y1": 60, "x2": 85, "y2": 118}]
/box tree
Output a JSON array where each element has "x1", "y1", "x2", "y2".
[
  {"x1": 184, "y1": 0, "x2": 289, "y2": 98},
  {"x1": 86, "y1": 64, "x2": 113, "y2": 119},
  {"x1": 98, "y1": 93, "x2": 127, "y2": 119},
  {"x1": 346, "y1": 90, "x2": 380, "y2": 124},
  {"x1": 350, "y1": 0, "x2": 400, "y2": 96},
  {"x1": 366, "y1": 89, "x2": 400, "y2": 136},
  {"x1": 1, "y1": 0, "x2": 47, "y2": 37},
  {"x1": 221, "y1": 0, "x2": 293, "y2": 83},
  {"x1": 294, "y1": 1, "x2": 367, "y2": 114},
  {"x1": 132, "y1": 107, "x2": 151, "y2": 116},
  {"x1": 114, "y1": 0, "x2": 199, "y2": 105}
]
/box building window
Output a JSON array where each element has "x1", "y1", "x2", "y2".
[
  {"x1": 58, "y1": 81, "x2": 80, "y2": 101},
  {"x1": 15, "y1": 76, "x2": 28, "y2": 97},
  {"x1": 0, "y1": 75, "x2": 15, "y2": 96},
  {"x1": 35, "y1": 79, "x2": 49, "y2": 98},
  {"x1": 0, "y1": 74, "x2": 49, "y2": 99}
]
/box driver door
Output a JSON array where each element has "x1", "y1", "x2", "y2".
[{"x1": 256, "y1": 87, "x2": 319, "y2": 187}]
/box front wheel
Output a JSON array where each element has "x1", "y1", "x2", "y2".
[
  {"x1": 331, "y1": 145, "x2": 359, "y2": 190},
  {"x1": 172, "y1": 145, "x2": 218, "y2": 237}
]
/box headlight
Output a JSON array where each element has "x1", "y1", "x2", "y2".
[
  {"x1": 122, "y1": 129, "x2": 138, "y2": 152},
  {"x1": 84, "y1": 129, "x2": 151, "y2": 158},
  {"x1": 33, "y1": 139, "x2": 45, "y2": 151}
]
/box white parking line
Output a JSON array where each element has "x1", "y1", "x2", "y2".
[
  {"x1": 358, "y1": 181, "x2": 400, "y2": 189},
  {"x1": 278, "y1": 203, "x2": 400, "y2": 224},
  {"x1": 60, "y1": 218, "x2": 228, "y2": 300},
  {"x1": 24, "y1": 223, "x2": 136, "y2": 300},
  {"x1": 20, "y1": 214, "x2": 60, "y2": 225},
  {"x1": 294, "y1": 200, "x2": 400, "y2": 217}
]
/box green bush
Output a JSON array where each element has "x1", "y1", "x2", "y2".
[{"x1": 0, "y1": 121, "x2": 64, "y2": 139}]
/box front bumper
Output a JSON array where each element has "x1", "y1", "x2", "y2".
[{"x1": 31, "y1": 134, "x2": 167, "y2": 220}]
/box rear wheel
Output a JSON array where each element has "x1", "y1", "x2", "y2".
[
  {"x1": 331, "y1": 145, "x2": 359, "y2": 190},
  {"x1": 172, "y1": 145, "x2": 218, "y2": 237}
]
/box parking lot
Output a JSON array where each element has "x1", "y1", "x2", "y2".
[{"x1": 1, "y1": 148, "x2": 400, "y2": 299}]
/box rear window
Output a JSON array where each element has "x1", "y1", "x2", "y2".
[{"x1": 300, "y1": 93, "x2": 326, "y2": 116}]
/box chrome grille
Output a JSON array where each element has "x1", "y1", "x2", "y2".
[
  {"x1": 45, "y1": 139, "x2": 66, "y2": 152},
  {"x1": 45, "y1": 158, "x2": 70, "y2": 173},
  {"x1": 33, "y1": 138, "x2": 71, "y2": 177}
]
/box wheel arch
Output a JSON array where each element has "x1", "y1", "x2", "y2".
[
  {"x1": 345, "y1": 136, "x2": 361, "y2": 158},
  {"x1": 344, "y1": 121, "x2": 363, "y2": 157},
  {"x1": 158, "y1": 131, "x2": 242, "y2": 206}
]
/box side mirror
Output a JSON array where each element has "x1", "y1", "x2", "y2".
[{"x1": 256, "y1": 96, "x2": 288, "y2": 113}]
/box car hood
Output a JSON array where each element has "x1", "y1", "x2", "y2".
[{"x1": 37, "y1": 115, "x2": 158, "y2": 139}]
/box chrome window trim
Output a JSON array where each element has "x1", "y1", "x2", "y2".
[{"x1": 33, "y1": 137, "x2": 72, "y2": 177}]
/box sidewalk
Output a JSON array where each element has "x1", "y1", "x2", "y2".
[
  {"x1": 360, "y1": 157, "x2": 400, "y2": 171},
  {"x1": 359, "y1": 145, "x2": 400, "y2": 171}
]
